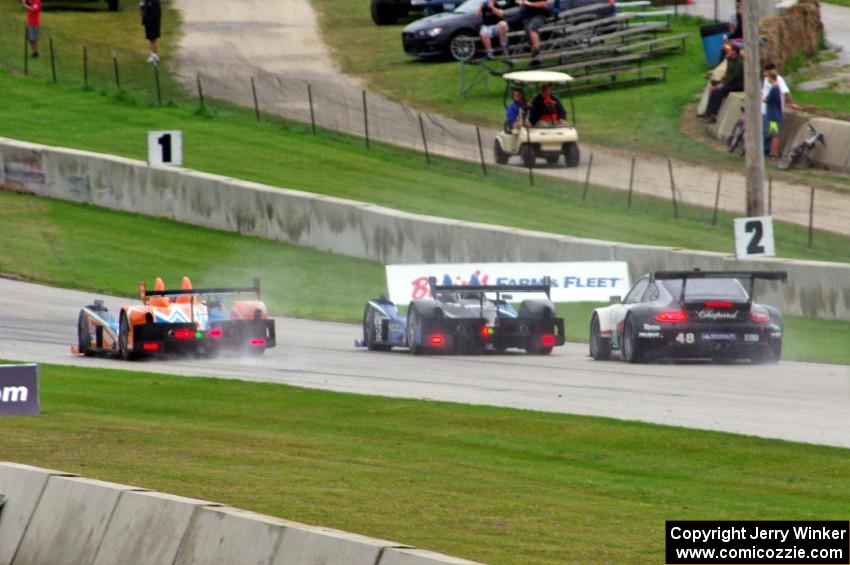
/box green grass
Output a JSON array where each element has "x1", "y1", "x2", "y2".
[
  {"x1": 2, "y1": 363, "x2": 849, "y2": 564},
  {"x1": 0, "y1": 191, "x2": 383, "y2": 322},
  {"x1": 1, "y1": 0, "x2": 180, "y2": 53},
  {"x1": 0, "y1": 71, "x2": 848, "y2": 265},
  {"x1": 311, "y1": 5, "x2": 730, "y2": 161},
  {"x1": 3, "y1": 192, "x2": 849, "y2": 364}
]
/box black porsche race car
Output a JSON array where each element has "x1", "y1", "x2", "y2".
[
  {"x1": 588, "y1": 270, "x2": 788, "y2": 363},
  {"x1": 358, "y1": 276, "x2": 565, "y2": 354}
]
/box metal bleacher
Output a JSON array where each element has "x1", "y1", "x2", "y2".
[{"x1": 458, "y1": 2, "x2": 688, "y2": 97}]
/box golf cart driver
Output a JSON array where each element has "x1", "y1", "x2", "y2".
[{"x1": 494, "y1": 70, "x2": 580, "y2": 168}]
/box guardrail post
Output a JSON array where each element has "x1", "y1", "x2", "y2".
[
  {"x1": 250, "y1": 77, "x2": 260, "y2": 122},
  {"x1": 112, "y1": 51, "x2": 120, "y2": 89},
  {"x1": 196, "y1": 73, "x2": 205, "y2": 108},
  {"x1": 667, "y1": 157, "x2": 678, "y2": 219},
  {"x1": 712, "y1": 173, "x2": 721, "y2": 226},
  {"x1": 582, "y1": 153, "x2": 594, "y2": 200},
  {"x1": 362, "y1": 90, "x2": 370, "y2": 149},
  {"x1": 307, "y1": 83, "x2": 316, "y2": 134},
  {"x1": 418, "y1": 113, "x2": 431, "y2": 166},
  {"x1": 49, "y1": 37, "x2": 56, "y2": 83},
  {"x1": 23, "y1": 26, "x2": 28, "y2": 76},
  {"x1": 808, "y1": 186, "x2": 815, "y2": 248},
  {"x1": 154, "y1": 64, "x2": 162, "y2": 105},
  {"x1": 476, "y1": 126, "x2": 487, "y2": 176}
]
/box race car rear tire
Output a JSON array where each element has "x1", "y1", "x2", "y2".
[
  {"x1": 622, "y1": 316, "x2": 646, "y2": 364},
  {"x1": 406, "y1": 306, "x2": 424, "y2": 354},
  {"x1": 589, "y1": 313, "x2": 611, "y2": 361},
  {"x1": 494, "y1": 140, "x2": 509, "y2": 165},
  {"x1": 363, "y1": 304, "x2": 391, "y2": 351},
  {"x1": 118, "y1": 311, "x2": 137, "y2": 361},
  {"x1": 563, "y1": 142, "x2": 580, "y2": 167},
  {"x1": 77, "y1": 310, "x2": 94, "y2": 357}
]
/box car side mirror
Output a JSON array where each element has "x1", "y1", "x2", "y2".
[{"x1": 609, "y1": 295, "x2": 621, "y2": 305}]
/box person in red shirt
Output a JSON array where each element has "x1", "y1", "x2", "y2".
[
  {"x1": 528, "y1": 84, "x2": 566, "y2": 126},
  {"x1": 21, "y1": 0, "x2": 41, "y2": 58}
]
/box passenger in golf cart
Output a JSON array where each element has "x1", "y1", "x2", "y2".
[
  {"x1": 504, "y1": 87, "x2": 527, "y2": 131},
  {"x1": 528, "y1": 83, "x2": 566, "y2": 126}
]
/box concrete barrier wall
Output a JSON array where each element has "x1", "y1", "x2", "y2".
[
  {"x1": 1, "y1": 137, "x2": 848, "y2": 320},
  {"x1": 0, "y1": 463, "x2": 77, "y2": 565},
  {"x1": 0, "y1": 462, "x2": 484, "y2": 565}
]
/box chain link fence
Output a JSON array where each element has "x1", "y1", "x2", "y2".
[{"x1": 1, "y1": 16, "x2": 848, "y2": 248}]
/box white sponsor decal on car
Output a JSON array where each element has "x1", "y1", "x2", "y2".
[
  {"x1": 744, "y1": 334, "x2": 760, "y2": 342},
  {"x1": 696, "y1": 309, "x2": 738, "y2": 320},
  {"x1": 701, "y1": 333, "x2": 737, "y2": 341},
  {"x1": 643, "y1": 323, "x2": 661, "y2": 331},
  {"x1": 638, "y1": 331, "x2": 662, "y2": 338}
]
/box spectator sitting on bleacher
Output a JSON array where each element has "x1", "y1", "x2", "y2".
[
  {"x1": 478, "y1": 0, "x2": 510, "y2": 60},
  {"x1": 529, "y1": 84, "x2": 566, "y2": 126},
  {"x1": 505, "y1": 88, "x2": 527, "y2": 130},
  {"x1": 520, "y1": 0, "x2": 552, "y2": 63},
  {"x1": 698, "y1": 43, "x2": 743, "y2": 124}
]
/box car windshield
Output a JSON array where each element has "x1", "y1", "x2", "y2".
[
  {"x1": 454, "y1": 0, "x2": 484, "y2": 13},
  {"x1": 661, "y1": 278, "x2": 749, "y2": 301}
]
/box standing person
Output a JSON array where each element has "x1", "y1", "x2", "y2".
[
  {"x1": 519, "y1": 0, "x2": 551, "y2": 63},
  {"x1": 140, "y1": 0, "x2": 162, "y2": 64},
  {"x1": 21, "y1": 0, "x2": 41, "y2": 58},
  {"x1": 761, "y1": 62, "x2": 795, "y2": 155},
  {"x1": 478, "y1": 0, "x2": 509, "y2": 60},
  {"x1": 763, "y1": 72, "x2": 783, "y2": 160}
]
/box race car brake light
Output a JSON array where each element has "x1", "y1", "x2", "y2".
[
  {"x1": 428, "y1": 335, "x2": 445, "y2": 346},
  {"x1": 749, "y1": 309, "x2": 770, "y2": 323},
  {"x1": 480, "y1": 326, "x2": 494, "y2": 339},
  {"x1": 704, "y1": 301, "x2": 733, "y2": 309},
  {"x1": 174, "y1": 329, "x2": 195, "y2": 339},
  {"x1": 209, "y1": 328, "x2": 223, "y2": 338},
  {"x1": 142, "y1": 343, "x2": 160, "y2": 351},
  {"x1": 540, "y1": 334, "x2": 557, "y2": 347},
  {"x1": 249, "y1": 338, "x2": 267, "y2": 347},
  {"x1": 656, "y1": 310, "x2": 688, "y2": 323}
]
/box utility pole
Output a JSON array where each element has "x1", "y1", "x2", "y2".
[{"x1": 743, "y1": 0, "x2": 765, "y2": 216}]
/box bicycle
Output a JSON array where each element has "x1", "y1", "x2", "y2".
[
  {"x1": 777, "y1": 122, "x2": 826, "y2": 170},
  {"x1": 727, "y1": 107, "x2": 746, "y2": 156}
]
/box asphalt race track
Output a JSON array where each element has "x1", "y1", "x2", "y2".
[{"x1": 1, "y1": 278, "x2": 848, "y2": 448}]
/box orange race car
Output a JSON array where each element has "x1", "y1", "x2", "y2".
[{"x1": 75, "y1": 277, "x2": 276, "y2": 360}]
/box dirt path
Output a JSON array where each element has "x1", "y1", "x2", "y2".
[{"x1": 171, "y1": 0, "x2": 850, "y2": 237}]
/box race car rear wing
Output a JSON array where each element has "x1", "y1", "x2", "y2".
[
  {"x1": 427, "y1": 276, "x2": 552, "y2": 299},
  {"x1": 651, "y1": 270, "x2": 788, "y2": 305},
  {"x1": 140, "y1": 278, "x2": 263, "y2": 303}
]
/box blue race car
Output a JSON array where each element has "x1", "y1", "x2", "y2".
[{"x1": 358, "y1": 275, "x2": 565, "y2": 354}]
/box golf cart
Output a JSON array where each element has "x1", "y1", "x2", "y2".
[{"x1": 494, "y1": 71, "x2": 580, "y2": 168}]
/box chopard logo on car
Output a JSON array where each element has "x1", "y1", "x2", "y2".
[{"x1": 696, "y1": 309, "x2": 738, "y2": 320}]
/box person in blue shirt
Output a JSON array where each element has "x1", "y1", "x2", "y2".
[
  {"x1": 764, "y1": 71, "x2": 783, "y2": 160},
  {"x1": 505, "y1": 88, "x2": 527, "y2": 130}
]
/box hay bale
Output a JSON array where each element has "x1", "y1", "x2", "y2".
[{"x1": 759, "y1": 0, "x2": 822, "y2": 70}]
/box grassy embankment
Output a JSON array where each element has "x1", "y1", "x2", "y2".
[{"x1": 1, "y1": 362, "x2": 849, "y2": 565}]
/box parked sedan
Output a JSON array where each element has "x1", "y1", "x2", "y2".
[{"x1": 402, "y1": 0, "x2": 523, "y2": 59}]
